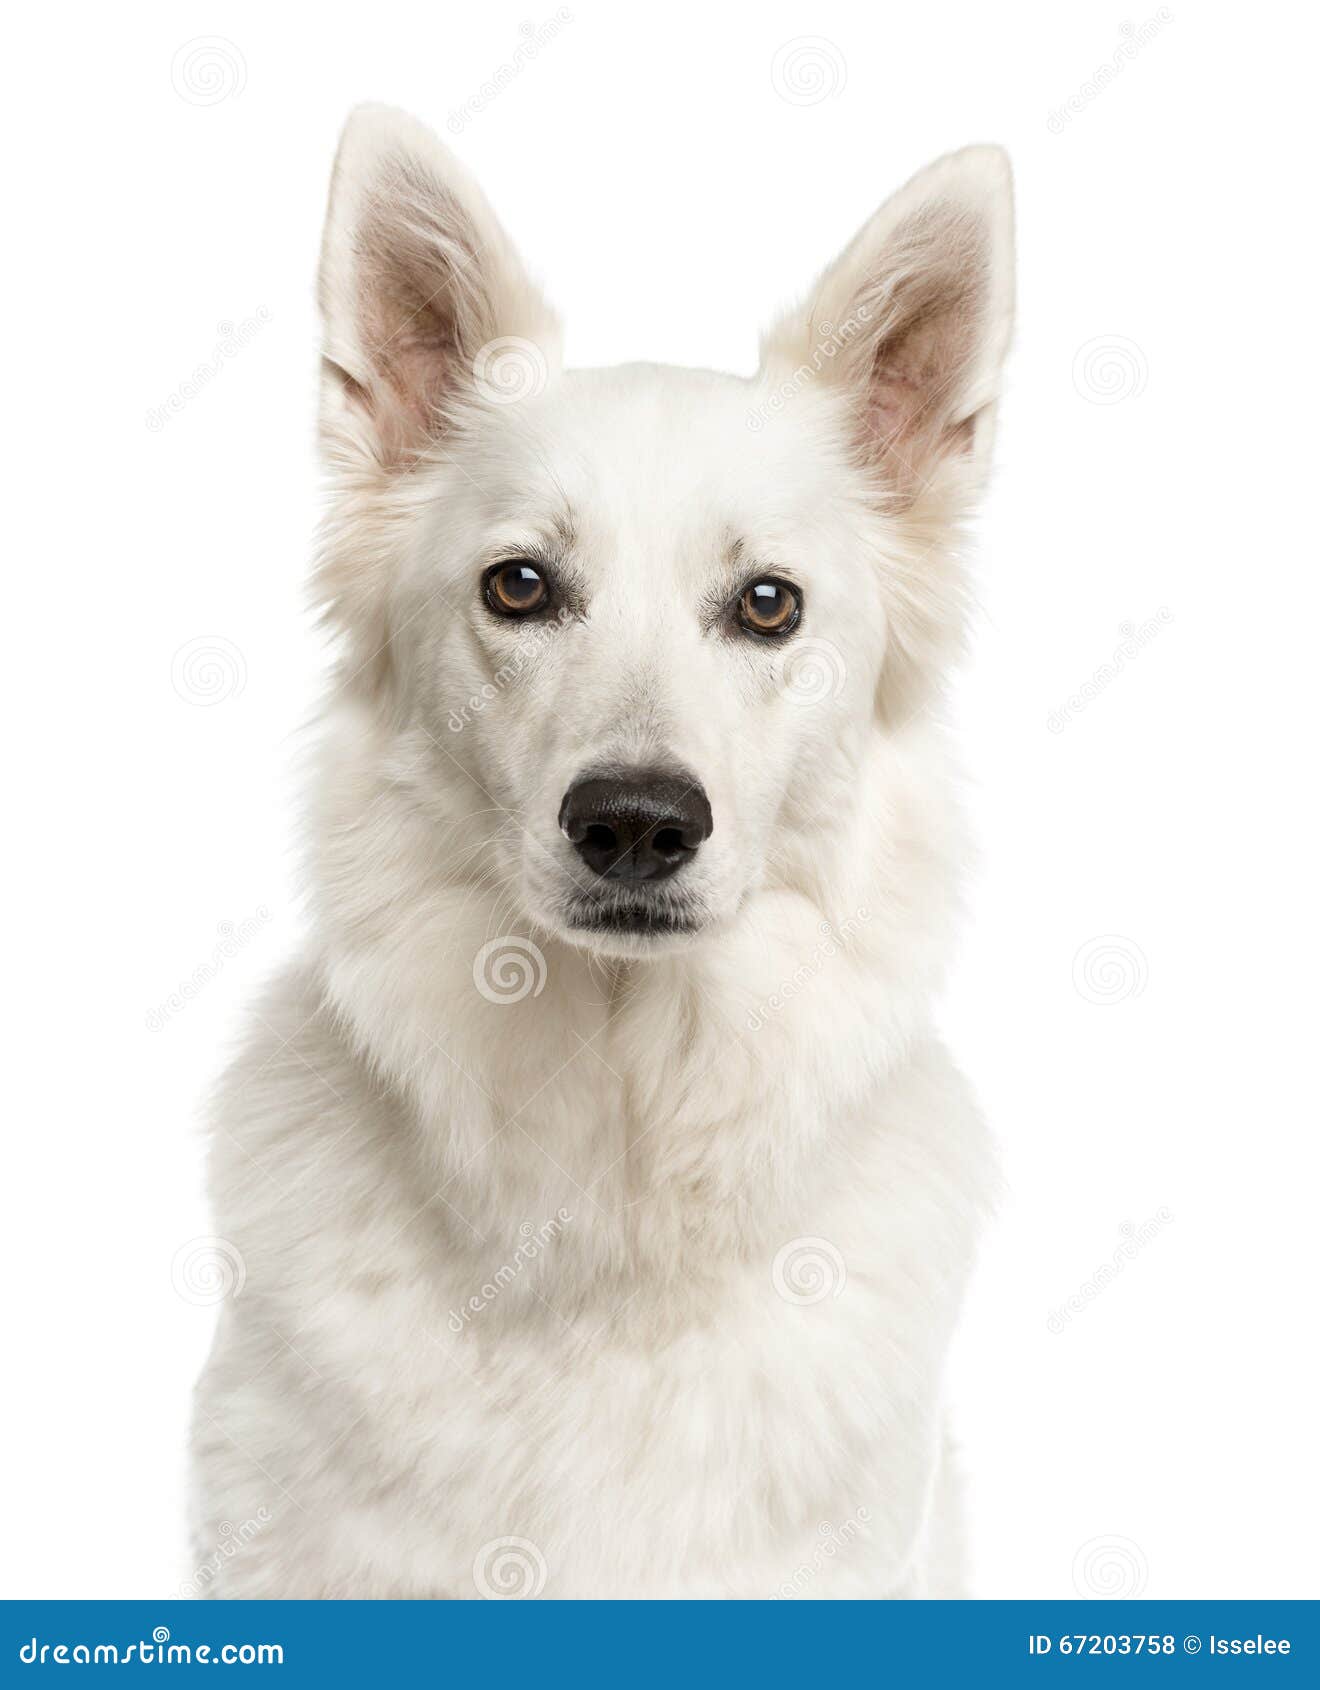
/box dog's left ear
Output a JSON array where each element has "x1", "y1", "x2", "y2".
[{"x1": 760, "y1": 146, "x2": 1014, "y2": 503}]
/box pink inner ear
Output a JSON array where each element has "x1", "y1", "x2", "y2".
[
  {"x1": 352, "y1": 167, "x2": 485, "y2": 439},
  {"x1": 851, "y1": 207, "x2": 991, "y2": 485},
  {"x1": 377, "y1": 321, "x2": 463, "y2": 428},
  {"x1": 868, "y1": 313, "x2": 950, "y2": 451},
  {"x1": 866, "y1": 287, "x2": 983, "y2": 469}
]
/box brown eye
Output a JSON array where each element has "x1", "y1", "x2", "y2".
[
  {"x1": 485, "y1": 561, "x2": 550, "y2": 617},
  {"x1": 737, "y1": 579, "x2": 801, "y2": 637}
]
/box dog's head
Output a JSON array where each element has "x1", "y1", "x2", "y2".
[{"x1": 314, "y1": 108, "x2": 1012, "y2": 961}]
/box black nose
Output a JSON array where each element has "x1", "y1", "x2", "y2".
[{"x1": 558, "y1": 769, "x2": 713, "y2": 883}]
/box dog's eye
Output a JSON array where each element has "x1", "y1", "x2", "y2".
[
  {"x1": 737, "y1": 579, "x2": 801, "y2": 637},
  {"x1": 485, "y1": 561, "x2": 550, "y2": 617}
]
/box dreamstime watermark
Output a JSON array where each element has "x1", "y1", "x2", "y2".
[
  {"x1": 774, "y1": 1507, "x2": 873, "y2": 1598},
  {"x1": 1072, "y1": 335, "x2": 1149, "y2": 404},
  {"x1": 772, "y1": 1237, "x2": 847, "y2": 1306},
  {"x1": 18, "y1": 1629, "x2": 282, "y2": 1667},
  {"x1": 472, "y1": 1536, "x2": 548, "y2": 1598},
  {"x1": 771, "y1": 36, "x2": 847, "y2": 106},
  {"x1": 448, "y1": 608, "x2": 572, "y2": 732},
  {"x1": 1048, "y1": 12, "x2": 1173, "y2": 132},
  {"x1": 1072, "y1": 934, "x2": 1148, "y2": 1005},
  {"x1": 472, "y1": 335, "x2": 550, "y2": 405},
  {"x1": 448, "y1": 1210, "x2": 574, "y2": 1333},
  {"x1": 178, "y1": 1510, "x2": 273, "y2": 1598},
  {"x1": 146, "y1": 908, "x2": 272, "y2": 1030},
  {"x1": 1072, "y1": 1534, "x2": 1150, "y2": 1597},
  {"x1": 746, "y1": 908, "x2": 870, "y2": 1031},
  {"x1": 747, "y1": 306, "x2": 872, "y2": 431},
  {"x1": 146, "y1": 310, "x2": 271, "y2": 431},
  {"x1": 1048, "y1": 1208, "x2": 1173, "y2": 1332},
  {"x1": 171, "y1": 37, "x2": 247, "y2": 106},
  {"x1": 1047, "y1": 608, "x2": 1172, "y2": 732},
  {"x1": 447, "y1": 12, "x2": 573, "y2": 134},
  {"x1": 171, "y1": 635, "x2": 248, "y2": 706},
  {"x1": 473, "y1": 936, "x2": 548, "y2": 1004},
  {"x1": 171, "y1": 1237, "x2": 247, "y2": 1307},
  {"x1": 783, "y1": 637, "x2": 848, "y2": 707}
]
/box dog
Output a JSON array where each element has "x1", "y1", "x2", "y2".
[{"x1": 190, "y1": 105, "x2": 1013, "y2": 1599}]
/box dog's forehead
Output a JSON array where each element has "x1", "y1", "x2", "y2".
[{"x1": 493, "y1": 363, "x2": 843, "y2": 552}]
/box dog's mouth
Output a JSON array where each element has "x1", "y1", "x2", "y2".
[{"x1": 562, "y1": 892, "x2": 704, "y2": 940}]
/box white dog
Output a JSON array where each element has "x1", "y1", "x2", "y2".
[{"x1": 191, "y1": 106, "x2": 1013, "y2": 1599}]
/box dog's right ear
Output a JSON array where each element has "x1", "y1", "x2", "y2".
[{"x1": 317, "y1": 105, "x2": 560, "y2": 468}]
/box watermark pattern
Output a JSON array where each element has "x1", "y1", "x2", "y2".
[
  {"x1": 746, "y1": 306, "x2": 872, "y2": 431},
  {"x1": 1048, "y1": 12, "x2": 1173, "y2": 132},
  {"x1": 178, "y1": 1510, "x2": 273, "y2": 1598},
  {"x1": 1072, "y1": 335, "x2": 1148, "y2": 405},
  {"x1": 447, "y1": 11, "x2": 573, "y2": 134},
  {"x1": 772, "y1": 1237, "x2": 847, "y2": 1306},
  {"x1": 472, "y1": 336, "x2": 550, "y2": 406},
  {"x1": 771, "y1": 37, "x2": 847, "y2": 106},
  {"x1": 473, "y1": 936, "x2": 548, "y2": 1004},
  {"x1": 783, "y1": 637, "x2": 849, "y2": 707},
  {"x1": 1047, "y1": 608, "x2": 1172, "y2": 732},
  {"x1": 147, "y1": 311, "x2": 272, "y2": 432},
  {"x1": 746, "y1": 909, "x2": 871, "y2": 1032},
  {"x1": 171, "y1": 636, "x2": 248, "y2": 707},
  {"x1": 1048, "y1": 1208, "x2": 1174, "y2": 1332},
  {"x1": 171, "y1": 37, "x2": 247, "y2": 106},
  {"x1": 145, "y1": 908, "x2": 272, "y2": 1031},
  {"x1": 1072, "y1": 935, "x2": 1148, "y2": 1005},
  {"x1": 171, "y1": 1237, "x2": 247, "y2": 1307},
  {"x1": 774, "y1": 1507, "x2": 873, "y2": 1598},
  {"x1": 448, "y1": 1211, "x2": 574, "y2": 1332},
  {"x1": 472, "y1": 1536, "x2": 548, "y2": 1598},
  {"x1": 1073, "y1": 1534, "x2": 1150, "y2": 1597},
  {"x1": 447, "y1": 609, "x2": 572, "y2": 733}
]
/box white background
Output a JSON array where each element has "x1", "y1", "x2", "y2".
[{"x1": 5, "y1": 0, "x2": 1318, "y2": 1601}]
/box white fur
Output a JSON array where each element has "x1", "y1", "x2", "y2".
[{"x1": 191, "y1": 106, "x2": 1014, "y2": 1599}]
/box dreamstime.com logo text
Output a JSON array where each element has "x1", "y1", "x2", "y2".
[
  {"x1": 747, "y1": 306, "x2": 872, "y2": 431},
  {"x1": 18, "y1": 1625, "x2": 282, "y2": 1667},
  {"x1": 448, "y1": 1209, "x2": 574, "y2": 1332},
  {"x1": 1048, "y1": 1207, "x2": 1174, "y2": 1332},
  {"x1": 774, "y1": 1507, "x2": 873, "y2": 1597},
  {"x1": 146, "y1": 907, "x2": 272, "y2": 1029},
  {"x1": 448, "y1": 608, "x2": 572, "y2": 732},
  {"x1": 746, "y1": 907, "x2": 870, "y2": 1030},
  {"x1": 1047, "y1": 11, "x2": 1173, "y2": 133},
  {"x1": 447, "y1": 11, "x2": 573, "y2": 133},
  {"x1": 146, "y1": 310, "x2": 272, "y2": 431},
  {"x1": 1047, "y1": 609, "x2": 1172, "y2": 733},
  {"x1": 178, "y1": 1509, "x2": 274, "y2": 1597}
]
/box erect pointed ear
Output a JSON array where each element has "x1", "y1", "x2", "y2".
[
  {"x1": 760, "y1": 146, "x2": 1014, "y2": 502},
  {"x1": 317, "y1": 105, "x2": 561, "y2": 467}
]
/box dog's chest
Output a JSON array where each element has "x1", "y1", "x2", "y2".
[
  {"x1": 281, "y1": 1049, "x2": 975, "y2": 1598},
  {"x1": 206, "y1": 990, "x2": 985, "y2": 1595},
  {"x1": 305, "y1": 1242, "x2": 934, "y2": 1597}
]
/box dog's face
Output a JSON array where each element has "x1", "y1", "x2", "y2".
[
  {"x1": 316, "y1": 109, "x2": 1012, "y2": 959},
  {"x1": 395, "y1": 367, "x2": 894, "y2": 956}
]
